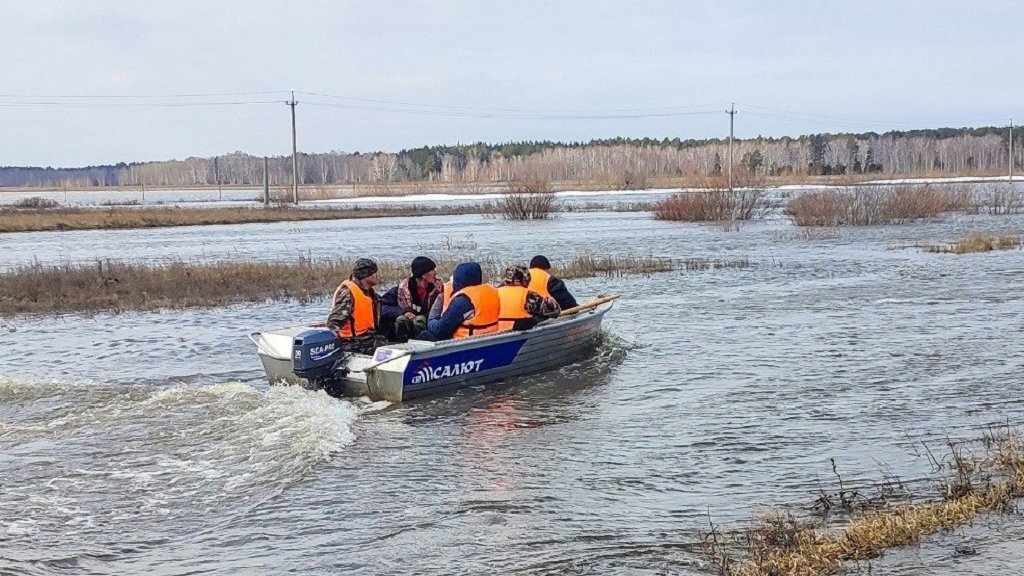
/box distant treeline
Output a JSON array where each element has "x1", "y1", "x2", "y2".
[{"x1": 2, "y1": 127, "x2": 1019, "y2": 188}]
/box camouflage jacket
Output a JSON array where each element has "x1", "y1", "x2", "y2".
[
  {"x1": 524, "y1": 289, "x2": 561, "y2": 318},
  {"x1": 326, "y1": 282, "x2": 380, "y2": 339}
]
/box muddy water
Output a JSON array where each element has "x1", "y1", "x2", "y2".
[{"x1": 2, "y1": 208, "x2": 1024, "y2": 575}]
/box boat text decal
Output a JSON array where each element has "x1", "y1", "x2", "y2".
[
  {"x1": 404, "y1": 340, "x2": 526, "y2": 387},
  {"x1": 308, "y1": 342, "x2": 338, "y2": 362}
]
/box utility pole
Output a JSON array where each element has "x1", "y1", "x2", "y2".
[
  {"x1": 289, "y1": 90, "x2": 299, "y2": 204},
  {"x1": 1010, "y1": 117, "x2": 1015, "y2": 184},
  {"x1": 725, "y1": 103, "x2": 736, "y2": 192},
  {"x1": 263, "y1": 156, "x2": 270, "y2": 206},
  {"x1": 213, "y1": 156, "x2": 221, "y2": 200}
]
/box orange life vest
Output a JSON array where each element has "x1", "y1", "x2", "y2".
[
  {"x1": 441, "y1": 281, "x2": 453, "y2": 313},
  {"x1": 452, "y1": 284, "x2": 501, "y2": 339},
  {"x1": 332, "y1": 279, "x2": 376, "y2": 339},
  {"x1": 497, "y1": 285, "x2": 531, "y2": 331},
  {"x1": 528, "y1": 267, "x2": 552, "y2": 299}
]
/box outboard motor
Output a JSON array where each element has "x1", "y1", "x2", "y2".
[{"x1": 291, "y1": 328, "x2": 349, "y2": 396}]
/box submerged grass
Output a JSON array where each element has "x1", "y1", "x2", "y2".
[
  {"x1": 919, "y1": 233, "x2": 1022, "y2": 254},
  {"x1": 703, "y1": 428, "x2": 1024, "y2": 576},
  {"x1": 0, "y1": 255, "x2": 675, "y2": 316}
]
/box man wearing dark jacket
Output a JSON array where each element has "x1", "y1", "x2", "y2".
[
  {"x1": 527, "y1": 255, "x2": 578, "y2": 310},
  {"x1": 422, "y1": 262, "x2": 500, "y2": 341},
  {"x1": 380, "y1": 256, "x2": 444, "y2": 342}
]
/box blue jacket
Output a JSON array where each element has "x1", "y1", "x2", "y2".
[
  {"x1": 426, "y1": 262, "x2": 483, "y2": 341},
  {"x1": 547, "y1": 276, "x2": 578, "y2": 309},
  {"x1": 379, "y1": 286, "x2": 403, "y2": 320},
  {"x1": 426, "y1": 294, "x2": 474, "y2": 341}
]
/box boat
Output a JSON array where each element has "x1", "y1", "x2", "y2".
[{"x1": 250, "y1": 295, "x2": 619, "y2": 402}]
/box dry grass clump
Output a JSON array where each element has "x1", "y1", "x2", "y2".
[
  {"x1": 682, "y1": 257, "x2": 753, "y2": 270},
  {"x1": 12, "y1": 196, "x2": 61, "y2": 209},
  {"x1": 0, "y1": 205, "x2": 486, "y2": 233},
  {"x1": 0, "y1": 254, "x2": 676, "y2": 316},
  {"x1": 652, "y1": 187, "x2": 769, "y2": 222},
  {"x1": 703, "y1": 429, "x2": 1024, "y2": 576},
  {"x1": 298, "y1": 184, "x2": 346, "y2": 201},
  {"x1": 497, "y1": 179, "x2": 558, "y2": 220},
  {"x1": 784, "y1": 184, "x2": 970, "y2": 226},
  {"x1": 773, "y1": 228, "x2": 842, "y2": 242},
  {"x1": 921, "y1": 233, "x2": 1022, "y2": 254},
  {"x1": 559, "y1": 255, "x2": 673, "y2": 278}
]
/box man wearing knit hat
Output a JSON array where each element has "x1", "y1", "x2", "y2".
[
  {"x1": 379, "y1": 255, "x2": 444, "y2": 342},
  {"x1": 327, "y1": 257, "x2": 383, "y2": 354},
  {"x1": 528, "y1": 255, "x2": 578, "y2": 309}
]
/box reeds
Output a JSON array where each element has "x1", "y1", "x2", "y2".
[
  {"x1": 559, "y1": 255, "x2": 673, "y2": 277},
  {"x1": 784, "y1": 184, "x2": 972, "y2": 226},
  {"x1": 0, "y1": 254, "x2": 674, "y2": 315}
]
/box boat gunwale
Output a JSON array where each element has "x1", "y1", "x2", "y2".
[{"x1": 253, "y1": 300, "x2": 614, "y2": 362}]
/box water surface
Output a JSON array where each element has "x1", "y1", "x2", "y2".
[{"x1": 2, "y1": 209, "x2": 1024, "y2": 574}]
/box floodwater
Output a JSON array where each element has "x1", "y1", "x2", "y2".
[{"x1": 2, "y1": 204, "x2": 1024, "y2": 575}]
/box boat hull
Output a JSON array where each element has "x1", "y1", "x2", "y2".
[{"x1": 252, "y1": 303, "x2": 611, "y2": 402}]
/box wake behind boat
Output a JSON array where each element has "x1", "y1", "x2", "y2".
[{"x1": 250, "y1": 295, "x2": 619, "y2": 402}]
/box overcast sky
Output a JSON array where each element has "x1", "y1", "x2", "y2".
[{"x1": 2, "y1": 0, "x2": 1021, "y2": 167}]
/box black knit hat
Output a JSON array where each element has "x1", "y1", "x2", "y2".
[
  {"x1": 410, "y1": 256, "x2": 436, "y2": 278},
  {"x1": 351, "y1": 258, "x2": 378, "y2": 280},
  {"x1": 529, "y1": 255, "x2": 551, "y2": 270}
]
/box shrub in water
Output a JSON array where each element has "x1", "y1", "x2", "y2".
[
  {"x1": 12, "y1": 196, "x2": 60, "y2": 209},
  {"x1": 653, "y1": 187, "x2": 768, "y2": 221},
  {"x1": 498, "y1": 179, "x2": 558, "y2": 220}
]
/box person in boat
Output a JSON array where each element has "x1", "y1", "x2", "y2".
[
  {"x1": 379, "y1": 256, "x2": 444, "y2": 342},
  {"x1": 528, "y1": 255, "x2": 578, "y2": 310},
  {"x1": 326, "y1": 257, "x2": 383, "y2": 354},
  {"x1": 427, "y1": 273, "x2": 453, "y2": 324},
  {"x1": 425, "y1": 270, "x2": 454, "y2": 325},
  {"x1": 497, "y1": 265, "x2": 561, "y2": 331},
  {"x1": 421, "y1": 262, "x2": 500, "y2": 341}
]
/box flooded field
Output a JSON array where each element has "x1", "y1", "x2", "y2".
[
  {"x1": 0, "y1": 186, "x2": 671, "y2": 210},
  {"x1": 2, "y1": 205, "x2": 1024, "y2": 575}
]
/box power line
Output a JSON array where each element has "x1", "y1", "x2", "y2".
[
  {"x1": 737, "y1": 102, "x2": 999, "y2": 131},
  {"x1": 0, "y1": 89, "x2": 1007, "y2": 131},
  {"x1": 0, "y1": 90, "x2": 288, "y2": 99},
  {"x1": 0, "y1": 100, "x2": 285, "y2": 108},
  {"x1": 302, "y1": 100, "x2": 724, "y2": 120},
  {"x1": 298, "y1": 90, "x2": 726, "y2": 115}
]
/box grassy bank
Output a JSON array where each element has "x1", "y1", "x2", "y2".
[
  {"x1": 0, "y1": 255, "x2": 673, "y2": 316},
  {"x1": 0, "y1": 197, "x2": 658, "y2": 233},
  {"x1": 0, "y1": 205, "x2": 493, "y2": 233}
]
